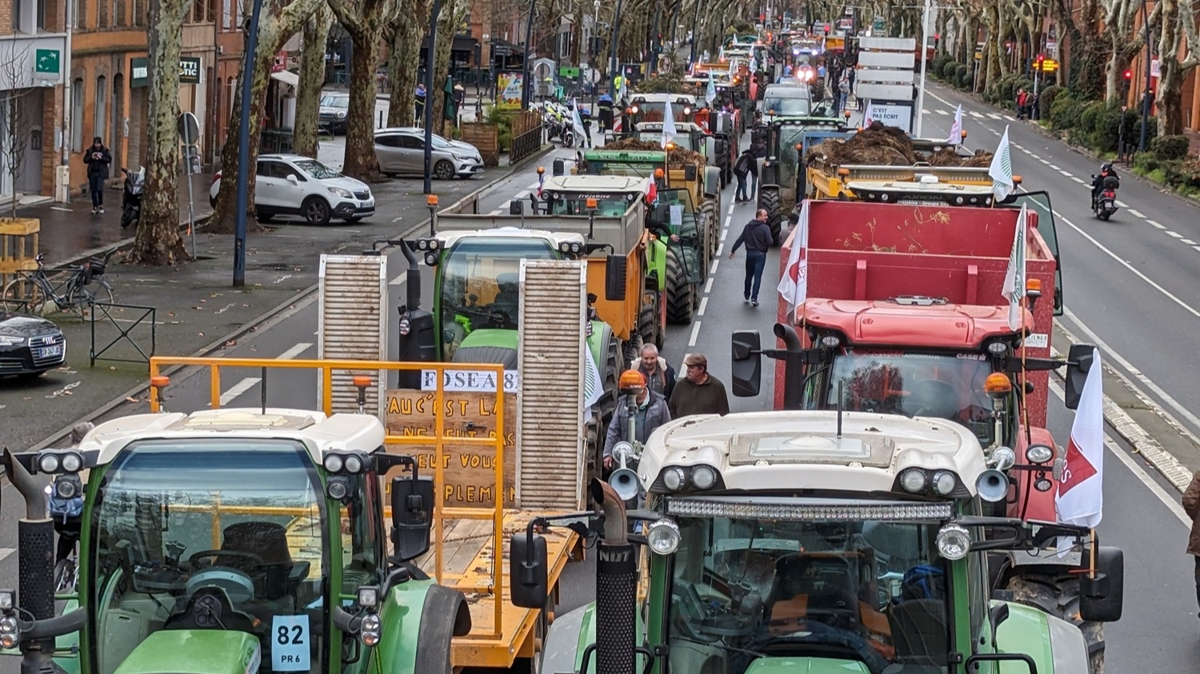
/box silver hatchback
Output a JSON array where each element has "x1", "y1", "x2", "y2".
[{"x1": 374, "y1": 127, "x2": 485, "y2": 180}]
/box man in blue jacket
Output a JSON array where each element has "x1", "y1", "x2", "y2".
[{"x1": 729, "y1": 208, "x2": 773, "y2": 306}]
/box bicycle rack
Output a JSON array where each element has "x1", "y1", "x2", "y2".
[{"x1": 89, "y1": 302, "x2": 157, "y2": 368}]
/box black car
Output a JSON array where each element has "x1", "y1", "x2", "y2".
[{"x1": 0, "y1": 312, "x2": 66, "y2": 378}]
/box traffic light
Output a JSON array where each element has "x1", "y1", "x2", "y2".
[
  {"x1": 1123, "y1": 69, "x2": 1133, "y2": 81},
  {"x1": 933, "y1": 33, "x2": 941, "y2": 51}
]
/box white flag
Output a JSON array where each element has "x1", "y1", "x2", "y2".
[
  {"x1": 946, "y1": 105, "x2": 963, "y2": 145},
  {"x1": 1056, "y1": 348, "x2": 1104, "y2": 551},
  {"x1": 776, "y1": 200, "x2": 811, "y2": 311},
  {"x1": 990, "y1": 125, "x2": 1014, "y2": 201},
  {"x1": 1000, "y1": 203, "x2": 1028, "y2": 331},
  {"x1": 571, "y1": 98, "x2": 587, "y2": 144},
  {"x1": 705, "y1": 71, "x2": 717, "y2": 106},
  {"x1": 583, "y1": 343, "x2": 605, "y2": 409},
  {"x1": 661, "y1": 98, "x2": 677, "y2": 148}
]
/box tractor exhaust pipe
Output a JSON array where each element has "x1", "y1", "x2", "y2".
[{"x1": 589, "y1": 478, "x2": 635, "y2": 674}]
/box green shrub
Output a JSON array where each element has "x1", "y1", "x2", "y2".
[
  {"x1": 942, "y1": 61, "x2": 960, "y2": 80},
  {"x1": 1162, "y1": 158, "x2": 1200, "y2": 190},
  {"x1": 1133, "y1": 150, "x2": 1159, "y2": 173},
  {"x1": 1134, "y1": 115, "x2": 1159, "y2": 146},
  {"x1": 1151, "y1": 135, "x2": 1191, "y2": 161},
  {"x1": 1092, "y1": 105, "x2": 1126, "y2": 153},
  {"x1": 961, "y1": 72, "x2": 974, "y2": 90},
  {"x1": 1038, "y1": 85, "x2": 1063, "y2": 115},
  {"x1": 932, "y1": 55, "x2": 954, "y2": 80},
  {"x1": 1049, "y1": 94, "x2": 1086, "y2": 131},
  {"x1": 954, "y1": 64, "x2": 969, "y2": 88},
  {"x1": 1078, "y1": 100, "x2": 1107, "y2": 135}
]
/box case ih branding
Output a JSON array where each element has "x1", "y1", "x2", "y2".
[{"x1": 420, "y1": 369, "x2": 520, "y2": 393}]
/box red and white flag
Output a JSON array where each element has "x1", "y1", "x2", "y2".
[
  {"x1": 776, "y1": 200, "x2": 811, "y2": 311},
  {"x1": 1056, "y1": 347, "x2": 1104, "y2": 550}
]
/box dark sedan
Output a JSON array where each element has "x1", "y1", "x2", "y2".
[{"x1": 0, "y1": 312, "x2": 66, "y2": 378}]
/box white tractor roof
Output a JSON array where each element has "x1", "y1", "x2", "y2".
[
  {"x1": 543, "y1": 175, "x2": 652, "y2": 194},
  {"x1": 637, "y1": 410, "x2": 989, "y2": 497},
  {"x1": 77, "y1": 408, "x2": 387, "y2": 467},
  {"x1": 633, "y1": 93, "x2": 697, "y2": 104},
  {"x1": 431, "y1": 225, "x2": 587, "y2": 249}
]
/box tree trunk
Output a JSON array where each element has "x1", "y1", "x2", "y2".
[
  {"x1": 386, "y1": 0, "x2": 428, "y2": 127},
  {"x1": 343, "y1": 35, "x2": 384, "y2": 180},
  {"x1": 293, "y1": 6, "x2": 332, "y2": 158},
  {"x1": 431, "y1": 0, "x2": 467, "y2": 132},
  {"x1": 130, "y1": 0, "x2": 192, "y2": 265}
]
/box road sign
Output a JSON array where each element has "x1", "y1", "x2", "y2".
[
  {"x1": 1035, "y1": 58, "x2": 1059, "y2": 73},
  {"x1": 177, "y1": 112, "x2": 200, "y2": 145},
  {"x1": 35, "y1": 49, "x2": 60, "y2": 74}
]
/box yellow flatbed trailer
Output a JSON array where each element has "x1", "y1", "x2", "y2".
[{"x1": 148, "y1": 355, "x2": 584, "y2": 671}]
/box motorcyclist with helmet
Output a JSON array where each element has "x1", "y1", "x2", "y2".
[{"x1": 1091, "y1": 161, "x2": 1120, "y2": 210}]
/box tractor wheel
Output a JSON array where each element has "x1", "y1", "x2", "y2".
[
  {"x1": 702, "y1": 199, "x2": 720, "y2": 261},
  {"x1": 1007, "y1": 575, "x2": 1105, "y2": 673},
  {"x1": 759, "y1": 187, "x2": 783, "y2": 247},
  {"x1": 666, "y1": 247, "x2": 696, "y2": 325},
  {"x1": 638, "y1": 291, "x2": 660, "y2": 350},
  {"x1": 590, "y1": 328, "x2": 621, "y2": 481},
  {"x1": 623, "y1": 331, "x2": 643, "y2": 366}
]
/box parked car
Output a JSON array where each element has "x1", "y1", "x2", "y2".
[
  {"x1": 0, "y1": 311, "x2": 66, "y2": 379},
  {"x1": 374, "y1": 127, "x2": 485, "y2": 180},
  {"x1": 319, "y1": 92, "x2": 350, "y2": 134},
  {"x1": 209, "y1": 154, "x2": 375, "y2": 226}
]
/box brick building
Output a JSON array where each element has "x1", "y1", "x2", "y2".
[{"x1": 0, "y1": 0, "x2": 68, "y2": 202}]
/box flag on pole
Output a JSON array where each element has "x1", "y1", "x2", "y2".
[
  {"x1": 583, "y1": 343, "x2": 605, "y2": 409},
  {"x1": 776, "y1": 200, "x2": 811, "y2": 311},
  {"x1": 1056, "y1": 347, "x2": 1104, "y2": 553},
  {"x1": 570, "y1": 98, "x2": 587, "y2": 146},
  {"x1": 946, "y1": 105, "x2": 963, "y2": 145},
  {"x1": 1000, "y1": 203, "x2": 1028, "y2": 331},
  {"x1": 705, "y1": 71, "x2": 717, "y2": 106},
  {"x1": 989, "y1": 125, "x2": 1015, "y2": 201},
  {"x1": 661, "y1": 98, "x2": 677, "y2": 148}
]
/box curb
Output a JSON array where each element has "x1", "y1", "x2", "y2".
[
  {"x1": 21, "y1": 155, "x2": 549, "y2": 452},
  {"x1": 1051, "y1": 318, "x2": 1196, "y2": 492}
]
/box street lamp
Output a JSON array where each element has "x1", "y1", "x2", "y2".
[
  {"x1": 520, "y1": 0, "x2": 537, "y2": 109},
  {"x1": 1138, "y1": 0, "x2": 1151, "y2": 152},
  {"x1": 424, "y1": 0, "x2": 444, "y2": 196},
  {"x1": 232, "y1": 0, "x2": 266, "y2": 286},
  {"x1": 914, "y1": 0, "x2": 932, "y2": 137}
]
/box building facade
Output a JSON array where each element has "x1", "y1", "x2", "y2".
[{"x1": 0, "y1": 0, "x2": 69, "y2": 202}]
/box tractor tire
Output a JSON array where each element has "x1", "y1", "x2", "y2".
[
  {"x1": 623, "y1": 331, "x2": 644, "y2": 366},
  {"x1": 666, "y1": 247, "x2": 696, "y2": 325},
  {"x1": 1007, "y1": 575, "x2": 1105, "y2": 673},
  {"x1": 590, "y1": 327, "x2": 621, "y2": 481},
  {"x1": 638, "y1": 291, "x2": 661, "y2": 350},
  {"x1": 759, "y1": 187, "x2": 783, "y2": 247}
]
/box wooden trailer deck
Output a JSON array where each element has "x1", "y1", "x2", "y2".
[{"x1": 415, "y1": 512, "x2": 581, "y2": 668}]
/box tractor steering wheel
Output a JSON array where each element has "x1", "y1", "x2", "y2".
[{"x1": 188, "y1": 549, "x2": 265, "y2": 569}]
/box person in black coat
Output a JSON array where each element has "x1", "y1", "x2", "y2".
[{"x1": 82, "y1": 137, "x2": 112, "y2": 214}]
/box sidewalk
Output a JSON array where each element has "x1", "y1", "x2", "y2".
[{"x1": 15, "y1": 173, "x2": 214, "y2": 265}]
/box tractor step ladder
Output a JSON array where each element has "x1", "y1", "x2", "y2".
[
  {"x1": 317, "y1": 254, "x2": 388, "y2": 414},
  {"x1": 516, "y1": 259, "x2": 589, "y2": 510}
]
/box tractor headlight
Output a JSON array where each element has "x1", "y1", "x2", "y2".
[
  {"x1": 324, "y1": 454, "x2": 344, "y2": 474},
  {"x1": 899, "y1": 468, "x2": 926, "y2": 493},
  {"x1": 931, "y1": 470, "x2": 957, "y2": 496},
  {"x1": 37, "y1": 450, "x2": 85, "y2": 475},
  {"x1": 986, "y1": 340, "x2": 1008, "y2": 355},
  {"x1": 819, "y1": 335, "x2": 841, "y2": 348},
  {"x1": 662, "y1": 466, "x2": 687, "y2": 491},
  {"x1": 691, "y1": 465, "x2": 717, "y2": 490},
  {"x1": 54, "y1": 475, "x2": 81, "y2": 500},
  {"x1": 326, "y1": 476, "x2": 351, "y2": 502},
  {"x1": 647, "y1": 519, "x2": 681, "y2": 555},
  {"x1": 936, "y1": 523, "x2": 971, "y2": 560},
  {"x1": 0, "y1": 590, "x2": 13, "y2": 611},
  {"x1": 424, "y1": 252, "x2": 439, "y2": 266},
  {"x1": 1026, "y1": 444, "x2": 1054, "y2": 464},
  {"x1": 357, "y1": 586, "x2": 380, "y2": 609},
  {"x1": 359, "y1": 613, "x2": 381, "y2": 647}
]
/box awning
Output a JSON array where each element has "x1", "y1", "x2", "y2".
[{"x1": 271, "y1": 70, "x2": 300, "y2": 88}]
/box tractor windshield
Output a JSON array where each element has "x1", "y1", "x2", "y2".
[
  {"x1": 88, "y1": 438, "x2": 351, "y2": 674},
  {"x1": 548, "y1": 192, "x2": 638, "y2": 217},
  {"x1": 775, "y1": 126, "x2": 807, "y2": 186},
  {"x1": 655, "y1": 188, "x2": 698, "y2": 238},
  {"x1": 812, "y1": 350, "x2": 999, "y2": 447},
  {"x1": 761, "y1": 95, "x2": 811, "y2": 118},
  {"x1": 637, "y1": 132, "x2": 699, "y2": 152},
  {"x1": 669, "y1": 510, "x2": 951, "y2": 674},
  {"x1": 439, "y1": 236, "x2": 555, "y2": 356},
  {"x1": 633, "y1": 101, "x2": 691, "y2": 123}
]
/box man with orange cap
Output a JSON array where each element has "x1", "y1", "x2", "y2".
[{"x1": 603, "y1": 369, "x2": 671, "y2": 472}]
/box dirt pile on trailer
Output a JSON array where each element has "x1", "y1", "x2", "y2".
[
  {"x1": 806, "y1": 121, "x2": 995, "y2": 167},
  {"x1": 603, "y1": 137, "x2": 706, "y2": 166}
]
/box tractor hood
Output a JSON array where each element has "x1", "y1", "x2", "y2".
[
  {"x1": 744, "y1": 656, "x2": 871, "y2": 674},
  {"x1": 453, "y1": 328, "x2": 520, "y2": 369},
  {"x1": 113, "y1": 630, "x2": 262, "y2": 674}
]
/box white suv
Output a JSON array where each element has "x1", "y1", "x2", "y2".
[{"x1": 209, "y1": 154, "x2": 375, "y2": 225}]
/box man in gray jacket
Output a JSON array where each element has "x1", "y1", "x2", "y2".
[{"x1": 603, "y1": 370, "x2": 671, "y2": 471}]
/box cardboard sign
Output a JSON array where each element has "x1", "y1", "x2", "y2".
[{"x1": 384, "y1": 389, "x2": 518, "y2": 507}]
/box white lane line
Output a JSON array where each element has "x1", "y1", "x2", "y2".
[
  {"x1": 1004, "y1": 114, "x2": 1017, "y2": 121},
  {"x1": 1055, "y1": 212, "x2": 1200, "y2": 318},
  {"x1": 688, "y1": 321, "x2": 702, "y2": 346},
  {"x1": 935, "y1": 109, "x2": 949, "y2": 116},
  {"x1": 1166, "y1": 230, "x2": 1184, "y2": 238},
  {"x1": 710, "y1": 259, "x2": 719, "y2": 275},
  {"x1": 1058, "y1": 170, "x2": 1073, "y2": 178},
  {"x1": 922, "y1": 108, "x2": 931, "y2": 115},
  {"x1": 220, "y1": 378, "x2": 261, "y2": 405},
  {"x1": 0, "y1": 549, "x2": 14, "y2": 563},
  {"x1": 1183, "y1": 239, "x2": 1197, "y2": 245},
  {"x1": 1011, "y1": 142, "x2": 1024, "y2": 150},
  {"x1": 1124, "y1": 206, "x2": 1140, "y2": 215},
  {"x1": 1193, "y1": 245, "x2": 1200, "y2": 253},
  {"x1": 388, "y1": 273, "x2": 408, "y2": 286},
  {"x1": 1038, "y1": 158, "x2": 1050, "y2": 164},
  {"x1": 727, "y1": 202, "x2": 735, "y2": 215},
  {"x1": 1117, "y1": 201, "x2": 1131, "y2": 209},
  {"x1": 720, "y1": 228, "x2": 728, "y2": 242},
  {"x1": 1050, "y1": 379, "x2": 1191, "y2": 516},
  {"x1": 715, "y1": 244, "x2": 724, "y2": 257},
  {"x1": 704, "y1": 277, "x2": 714, "y2": 294},
  {"x1": 1070, "y1": 176, "x2": 1086, "y2": 184},
  {"x1": 987, "y1": 113, "x2": 1002, "y2": 120},
  {"x1": 278, "y1": 343, "x2": 313, "y2": 360},
  {"x1": 1047, "y1": 164, "x2": 1061, "y2": 171},
  {"x1": 724, "y1": 215, "x2": 731, "y2": 227},
  {"x1": 515, "y1": 190, "x2": 530, "y2": 199},
  {"x1": 969, "y1": 111, "x2": 984, "y2": 119},
  {"x1": 488, "y1": 208, "x2": 505, "y2": 215},
  {"x1": 1147, "y1": 219, "x2": 1166, "y2": 229},
  {"x1": 697, "y1": 297, "x2": 708, "y2": 316}
]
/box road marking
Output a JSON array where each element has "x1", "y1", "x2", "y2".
[
  {"x1": 1166, "y1": 230, "x2": 1184, "y2": 238},
  {"x1": 710, "y1": 259, "x2": 719, "y2": 275},
  {"x1": 516, "y1": 190, "x2": 530, "y2": 199},
  {"x1": 1011, "y1": 142, "x2": 1024, "y2": 150},
  {"x1": 936, "y1": 108, "x2": 949, "y2": 116},
  {"x1": 724, "y1": 215, "x2": 731, "y2": 227},
  {"x1": 220, "y1": 378, "x2": 261, "y2": 405},
  {"x1": 1049, "y1": 378, "x2": 1191, "y2": 518},
  {"x1": 1193, "y1": 245, "x2": 1200, "y2": 253},
  {"x1": 1183, "y1": 239, "x2": 1197, "y2": 245},
  {"x1": 1117, "y1": 200, "x2": 1130, "y2": 209},
  {"x1": 715, "y1": 244, "x2": 724, "y2": 257},
  {"x1": 488, "y1": 208, "x2": 505, "y2": 215},
  {"x1": 1147, "y1": 219, "x2": 1166, "y2": 229},
  {"x1": 0, "y1": 548, "x2": 14, "y2": 562},
  {"x1": 1123, "y1": 205, "x2": 1139, "y2": 215},
  {"x1": 51, "y1": 207, "x2": 73, "y2": 212},
  {"x1": 922, "y1": 108, "x2": 931, "y2": 115},
  {"x1": 1058, "y1": 170, "x2": 1072, "y2": 178},
  {"x1": 688, "y1": 321, "x2": 702, "y2": 346},
  {"x1": 389, "y1": 273, "x2": 408, "y2": 286},
  {"x1": 704, "y1": 277, "x2": 714, "y2": 294},
  {"x1": 1047, "y1": 164, "x2": 1061, "y2": 171},
  {"x1": 987, "y1": 113, "x2": 1002, "y2": 120},
  {"x1": 1038, "y1": 158, "x2": 1050, "y2": 164},
  {"x1": 697, "y1": 297, "x2": 708, "y2": 316},
  {"x1": 1004, "y1": 114, "x2": 1016, "y2": 121},
  {"x1": 1070, "y1": 176, "x2": 1086, "y2": 184},
  {"x1": 1055, "y1": 212, "x2": 1200, "y2": 318},
  {"x1": 969, "y1": 111, "x2": 984, "y2": 119},
  {"x1": 278, "y1": 342, "x2": 313, "y2": 360},
  {"x1": 727, "y1": 202, "x2": 735, "y2": 215},
  {"x1": 720, "y1": 228, "x2": 728, "y2": 242}
]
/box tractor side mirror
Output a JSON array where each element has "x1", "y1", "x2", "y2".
[
  {"x1": 1079, "y1": 546, "x2": 1124, "y2": 623},
  {"x1": 731, "y1": 330, "x2": 763, "y2": 397},
  {"x1": 390, "y1": 474, "x2": 435, "y2": 562},
  {"x1": 509, "y1": 531, "x2": 548, "y2": 609},
  {"x1": 604, "y1": 255, "x2": 627, "y2": 301},
  {"x1": 396, "y1": 305, "x2": 435, "y2": 389},
  {"x1": 553, "y1": 158, "x2": 565, "y2": 176},
  {"x1": 1063, "y1": 343, "x2": 1096, "y2": 410}
]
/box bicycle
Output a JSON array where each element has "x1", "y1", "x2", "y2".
[{"x1": 0, "y1": 249, "x2": 116, "y2": 320}]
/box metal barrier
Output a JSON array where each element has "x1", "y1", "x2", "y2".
[
  {"x1": 90, "y1": 303, "x2": 157, "y2": 367},
  {"x1": 146, "y1": 357, "x2": 508, "y2": 641},
  {"x1": 509, "y1": 109, "x2": 544, "y2": 164}
]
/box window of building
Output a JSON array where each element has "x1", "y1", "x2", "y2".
[
  {"x1": 222, "y1": 0, "x2": 230, "y2": 28},
  {"x1": 71, "y1": 78, "x2": 84, "y2": 153},
  {"x1": 12, "y1": 0, "x2": 46, "y2": 32},
  {"x1": 206, "y1": 0, "x2": 214, "y2": 23},
  {"x1": 94, "y1": 76, "x2": 108, "y2": 142},
  {"x1": 71, "y1": 0, "x2": 83, "y2": 28},
  {"x1": 98, "y1": 0, "x2": 108, "y2": 28},
  {"x1": 116, "y1": 0, "x2": 126, "y2": 27},
  {"x1": 133, "y1": 0, "x2": 144, "y2": 26}
]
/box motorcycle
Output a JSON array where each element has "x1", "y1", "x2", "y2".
[
  {"x1": 120, "y1": 167, "x2": 145, "y2": 230},
  {"x1": 1090, "y1": 174, "x2": 1119, "y2": 221}
]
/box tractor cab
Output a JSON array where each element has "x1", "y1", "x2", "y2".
[{"x1": 626, "y1": 95, "x2": 696, "y2": 126}]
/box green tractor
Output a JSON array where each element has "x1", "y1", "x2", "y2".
[
  {"x1": 752, "y1": 114, "x2": 853, "y2": 245},
  {"x1": 508, "y1": 409, "x2": 1125, "y2": 674},
  {"x1": 0, "y1": 403, "x2": 468, "y2": 674}
]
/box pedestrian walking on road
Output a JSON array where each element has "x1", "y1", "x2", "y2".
[
  {"x1": 669, "y1": 353, "x2": 730, "y2": 419},
  {"x1": 83, "y1": 137, "x2": 112, "y2": 215},
  {"x1": 733, "y1": 149, "x2": 757, "y2": 202},
  {"x1": 632, "y1": 343, "x2": 676, "y2": 401},
  {"x1": 603, "y1": 370, "x2": 671, "y2": 471},
  {"x1": 729, "y1": 209, "x2": 773, "y2": 306},
  {"x1": 1182, "y1": 470, "x2": 1200, "y2": 612}
]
